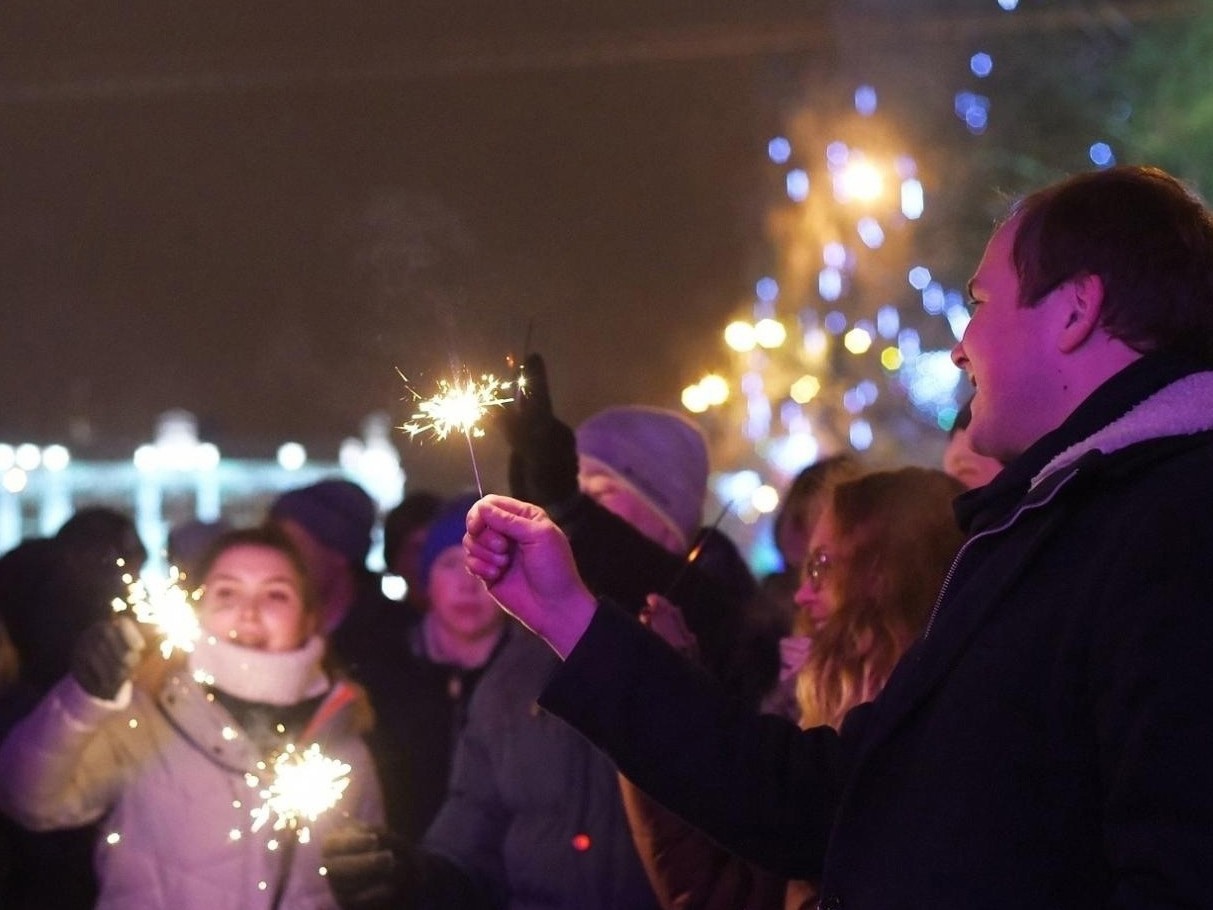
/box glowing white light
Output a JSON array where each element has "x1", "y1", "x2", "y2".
[
  {"x1": 700, "y1": 374, "x2": 730, "y2": 405},
  {"x1": 195, "y1": 443, "x2": 221, "y2": 471},
  {"x1": 381, "y1": 574, "x2": 408, "y2": 602},
  {"x1": 790, "y1": 375, "x2": 821, "y2": 404},
  {"x1": 751, "y1": 484, "x2": 781, "y2": 514},
  {"x1": 844, "y1": 327, "x2": 873, "y2": 355},
  {"x1": 0, "y1": 444, "x2": 13, "y2": 470},
  {"x1": 849, "y1": 420, "x2": 874, "y2": 451},
  {"x1": 768, "y1": 136, "x2": 791, "y2": 164},
  {"x1": 714, "y1": 469, "x2": 762, "y2": 507},
  {"x1": 786, "y1": 169, "x2": 810, "y2": 202},
  {"x1": 14, "y1": 444, "x2": 40, "y2": 472},
  {"x1": 901, "y1": 179, "x2": 925, "y2": 220},
  {"x1": 922, "y1": 283, "x2": 946, "y2": 316},
  {"x1": 857, "y1": 217, "x2": 885, "y2": 249},
  {"x1": 767, "y1": 432, "x2": 820, "y2": 476},
  {"x1": 823, "y1": 242, "x2": 847, "y2": 269},
  {"x1": 802, "y1": 327, "x2": 828, "y2": 359},
  {"x1": 898, "y1": 328, "x2": 922, "y2": 358},
  {"x1": 946, "y1": 302, "x2": 972, "y2": 341},
  {"x1": 133, "y1": 445, "x2": 159, "y2": 472},
  {"x1": 834, "y1": 158, "x2": 884, "y2": 204},
  {"x1": 876, "y1": 305, "x2": 900, "y2": 339},
  {"x1": 998, "y1": 0, "x2": 1019, "y2": 9},
  {"x1": 908, "y1": 265, "x2": 932, "y2": 290},
  {"x1": 106, "y1": 832, "x2": 121, "y2": 845},
  {"x1": 818, "y1": 267, "x2": 843, "y2": 302},
  {"x1": 42, "y1": 445, "x2": 71, "y2": 472},
  {"x1": 754, "y1": 318, "x2": 787, "y2": 349},
  {"x1": 843, "y1": 388, "x2": 866, "y2": 414},
  {"x1": 3, "y1": 467, "x2": 27, "y2": 494},
  {"x1": 724, "y1": 321, "x2": 757, "y2": 352},
  {"x1": 1089, "y1": 142, "x2": 1115, "y2": 167},
  {"x1": 900, "y1": 350, "x2": 965, "y2": 416},
  {"x1": 854, "y1": 85, "x2": 878, "y2": 116},
  {"x1": 277, "y1": 442, "x2": 307, "y2": 471},
  {"x1": 682, "y1": 385, "x2": 710, "y2": 414}
]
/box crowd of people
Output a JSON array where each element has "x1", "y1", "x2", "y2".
[{"x1": 2, "y1": 163, "x2": 1212, "y2": 909}]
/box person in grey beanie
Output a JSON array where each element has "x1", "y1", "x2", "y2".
[{"x1": 322, "y1": 353, "x2": 775, "y2": 910}]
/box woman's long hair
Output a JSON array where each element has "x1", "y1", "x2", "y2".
[{"x1": 796, "y1": 467, "x2": 966, "y2": 728}]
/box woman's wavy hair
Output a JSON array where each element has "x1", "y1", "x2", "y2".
[{"x1": 795, "y1": 467, "x2": 966, "y2": 728}]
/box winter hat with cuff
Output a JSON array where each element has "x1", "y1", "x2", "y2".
[
  {"x1": 269, "y1": 479, "x2": 375, "y2": 566},
  {"x1": 575, "y1": 405, "x2": 708, "y2": 549}
]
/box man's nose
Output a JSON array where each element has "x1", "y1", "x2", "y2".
[{"x1": 951, "y1": 339, "x2": 968, "y2": 370}]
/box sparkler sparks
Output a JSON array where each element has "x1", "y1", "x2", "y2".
[
  {"x1": 112, "y1": 565, "x2": 202, "y2": 659},
  {"x1": 248, "y1": 743, "x2": 352, "y2": 845},
  {"x1": 398, "y1": 368, "x2": 516, "y2": 494},
  {"x1": 399, "y1": 371, "x2": 514, "y2": 442}
]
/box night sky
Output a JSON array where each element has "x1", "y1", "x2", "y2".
[{"x1": 2, "y1": 3, "x2": 823, "y2": 492}]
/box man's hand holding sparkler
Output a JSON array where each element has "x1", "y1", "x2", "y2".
[
  {"x1": 498, "y1": 353, "x2": 580, "y2": 510},
  {"x1": 70, "y1": 614, "x2": 147, "y2": 701},
  {"x1": 464, "y1": 494, "x2": 597, "y2": 660}
]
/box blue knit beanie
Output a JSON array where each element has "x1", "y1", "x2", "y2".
[
  {"x1": 419, "y1": 493, "x2": 480, "y2": 588},
  {"x1": 269, "y1": 479, "x2": 375, "y2": 566},
  {"x1": 575, "y1": 406, "x2": 708, "y2": 547}
]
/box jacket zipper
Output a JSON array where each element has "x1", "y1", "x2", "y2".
[{"x1": 922, "y1": 464, "x2": 1082, "y2": 641}]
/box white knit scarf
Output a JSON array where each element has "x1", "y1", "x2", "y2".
[{"x1": 187, "y1": 634, "x2": 329, "y2": 706}]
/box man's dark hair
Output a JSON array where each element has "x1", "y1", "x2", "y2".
[{"x1": 1010, "y1": 165, "x2": 1213, "y2": 365}]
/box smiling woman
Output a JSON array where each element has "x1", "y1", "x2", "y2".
[{"x1": 0, "y1": 524, "x2": 385, "y2": 910}]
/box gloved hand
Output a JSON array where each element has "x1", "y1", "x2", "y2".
[
  {"x1": 70, "y1": 615, "x2": 146, "y2": 700},
  {"x1": 497, "y1": 353, "x2": 580, "y2": 508},
  {"x1": 322, "y1": 823, "x2": 409, "y2": 910}
]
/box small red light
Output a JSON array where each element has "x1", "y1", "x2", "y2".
[{"x1": 571, "y1": 833, "x2": 592, "y2": 852}]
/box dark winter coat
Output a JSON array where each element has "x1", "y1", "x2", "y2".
[
  {"x1": 540, "y1": 356, "x2": 1213, "y2": 909},
  {"x1": 415, "y1": 498, "x2": 767, "y2": 910}
]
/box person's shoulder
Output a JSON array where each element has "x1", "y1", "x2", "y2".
[{"x1": 466, "y1": 627, "x2": 555, "y2": 711}]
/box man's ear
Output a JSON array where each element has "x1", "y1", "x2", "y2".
[{"x1": 1057, "y1": 272, "x2": 1104, "y2": 353}]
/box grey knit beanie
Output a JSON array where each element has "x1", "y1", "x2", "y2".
[{"x1": 575, "y1": 406, "x2": 708, "y2": 546}]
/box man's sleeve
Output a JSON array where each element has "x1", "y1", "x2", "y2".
[{"x1": 539, "y1": 600, "x2": 848, "y2": 878}]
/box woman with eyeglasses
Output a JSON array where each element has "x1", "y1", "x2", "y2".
[{"x1": 623, "y1": 466, "x2": 966, "y2": 910}]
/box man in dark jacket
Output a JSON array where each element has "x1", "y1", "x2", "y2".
[{"x1": 463, "y1": 165, "x2": 1213, "y2": 908}]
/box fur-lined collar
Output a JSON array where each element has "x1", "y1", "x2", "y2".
[{"x1": 1033, "y1": 371, "x2": 1213, "y2": 489}]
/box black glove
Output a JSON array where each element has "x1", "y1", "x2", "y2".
[
  {"x1": 70, "y1": 615, "x2": 145, "y2": 700},
  {"x1": 497, "y1": 353, "x2": 580, "y2": 508},
  {"x1": 322, "y1": 823, "x2": 410, "y2": 910}
]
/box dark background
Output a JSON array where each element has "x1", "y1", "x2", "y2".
[{"x1": 1, "y1": 2, "x2": 834, "y2": 492}]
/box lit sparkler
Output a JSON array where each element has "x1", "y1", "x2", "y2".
[
  {"x1": 112, "y1": 564, "x2": 202, "y2": 659},
  {"x1": 398, "y1": 369, "x2": 515, "y2": 494},
  {"x1": 248, "y1": 743, "x2": 352, "y2": 845}
]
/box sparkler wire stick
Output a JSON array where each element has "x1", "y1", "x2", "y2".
[
  {"x1": 663, "y1": 499, "x2": 735, "y2": 598},
  {"x1": 397, "y1": 368, "x2": 514, "y2": 495}
]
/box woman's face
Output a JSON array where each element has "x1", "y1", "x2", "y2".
[
  {"x1": 426, "y1": 544, "x2": 504, "y2": 643},
  {"x1": 197, "y1": 544, "x2": 313, "y2": 652},
  {"x1": 793, "y1": 507, "x2": 842, "y2": 629}
]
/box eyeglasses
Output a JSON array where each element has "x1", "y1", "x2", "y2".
[{"x1": 805, "y1": 546, "x2": 832, "y2": 593}]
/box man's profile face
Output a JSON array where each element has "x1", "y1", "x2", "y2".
[{"x1": 952, "y1": 217, "x2": 1064, "y2": 463}]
